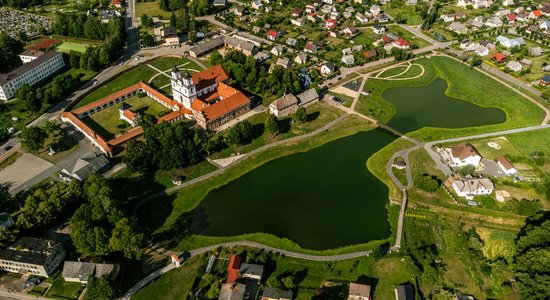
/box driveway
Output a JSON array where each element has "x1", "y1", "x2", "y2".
[
  {"x1": 0, "y1": 153, "x2": 56, "y2": 194},
  {"x1": 478, "y1": 158, "x2": 506, "y2": 178}
]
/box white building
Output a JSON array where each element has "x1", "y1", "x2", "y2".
[
  {"x1": 495, "y1": 156, "x2": 517, "y2": 176},
  {"x1": 506, "y1": 60, "x2": 522, "y2": 72},
  {"x1": 452, "y1": 176, "x2": 494, "y2": 200},
  {"x1": 496, "y1": 35, "x2": 525, "y2": 48},
  {"x1": 445, "y1": 142, "x2": 482, "y2": 167},
  {"x1": 0, "y1": 51, "x2": 65, "y2": 100},
  {"x1": 0, "y1": 238, "x2": 65, "y2": 278}
]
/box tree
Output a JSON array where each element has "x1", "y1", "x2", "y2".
[
  {"x1": 69, "y1": 51, "x2": 82, "y2": 69},
  {"x1": 124, "y1": 140, "x2": 151, "y2": 173},
  {"x1": 458, "y1": 165, "x2": 476, "y2": 177},
  {"x1": 265, "y1": 115, "x2": 279, "y2": 137},
  {"x1": 281, "y1": 275, "x2": 295, "y2": 289},
  {"x1": 414, "y1": 174, "x2": 440, "y2": 192},
  {"x1": 0, "y1": 32, "x2": 23, "y2": 73},
  {"x1": 140, "y1": 32, "x2": 156, "y2": 47},
  {"x1": 16, "y1": 83, "x2": 41, "y2": 112},
  {"x1": 87, "y1": 275, "x2": 116, "y2": 300},
  {"x1": 210, "y1": 51, "x2": 223, "y2": 65},
  {"x1": 470, "y1": 54, "x2": 482, "y2": 68},
  {"x1": 19, "y1": 127, "x2": 46, "y2": 153},
  {"x1": 109, "y1": 217, "x2": 144, "y2": 259},
  {"x1": 170, "y1": 12, "x2": 177, "y2": 27},
  {"x1": 294, "y1": 107, "x2": 307, "y2": 124},
  {"x1": 513, "y1": 211, "x2": 550, "y2": 299},
  {"x1": 0, "y1": 184, "x2": 12, "y2": 210},
  {"x1": 226, "y1": 121, "x2": 253, "y2": 146},
  {"x1": 205, "y1": 283, "x2": 220, "y2": 299}
]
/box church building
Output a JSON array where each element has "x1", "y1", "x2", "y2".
[{"x1": 171, "y1": 64, "x2": 251, "y2": 130}]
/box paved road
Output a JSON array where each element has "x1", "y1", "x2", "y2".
[
  {"x1": 123, "y1": 240, "x2": 372, "y2": 299},
  {"x1": 0, "y1": 290, "x2": 49, "y2": 300}
]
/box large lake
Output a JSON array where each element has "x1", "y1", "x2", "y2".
[{"x1": 190, "y1": 78, "x2": 506, "y2": 249}]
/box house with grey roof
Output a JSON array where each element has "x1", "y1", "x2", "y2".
[
  {"x1": 189, "y1": 36, "x2": 225, "y2": 57},
  {"x1": 240, "y1": 263, "x2": 264, "y2": 280},
  {"x1": 219, "y1": 283, "x2": 246, "y2": 300},
  {"x1": 286, "y1": 37, "x2": 298, "y2": 47},
  {"x1": 62, "y1": 261, "x2": 119, "y2": 284},
  {"x1": 297, "y1": 88, "x2": 319, "y2": 107},
  {"x1": 61, "y1": 154, "x2": 110, "y2": 181},
  {"x1": 0, "y1": 237, "x2": 65, "y2": 277},
  {"x1": 451, "y1": 176, "x2": 494, "y2": 200},
  {"x1": 294, "y1": 52, "x2": 308, "y2": 65},
  {"x1": 506, "y1": 60, "x2": 522, "y2": 72},
  {"x1": 269, "y1": 94, "x2": 299, "y2": 117}
]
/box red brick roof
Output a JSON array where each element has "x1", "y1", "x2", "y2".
[
  {"x1": 393, "y1": 37, "x2": 410, "y2": 47},
  {"x1": 491, "y1": 53, "x2": 507, "y2": 62},
  {"x1": 122, "y1": 109, "x2": 137, "y2": 120},
  {"x1": 62, "y1": 112, "x2": 112, "y2": 152},
  {"x1": 196, "y1": 82, "x2": 250, "y2": 122},
  {"x1": 227, "y1": 255, "x2": 241, "y2": 284},
  {"x1": 267, "y1": 30, "x2": 278, "y2": 38}
]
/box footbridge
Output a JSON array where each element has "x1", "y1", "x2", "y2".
[{"x1": 376, "y1": 122, "x2": 422, "y2": 145}]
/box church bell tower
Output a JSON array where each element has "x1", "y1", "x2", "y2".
[{"x1": 171, "y1": 66, "x2": 196, "y2": 109}]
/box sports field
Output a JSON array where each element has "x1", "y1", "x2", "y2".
[{"x1": 56, "y1": 42, "x2": 89, "y2": 53}]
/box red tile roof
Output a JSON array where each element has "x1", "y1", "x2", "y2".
[
  {"x1": 507, "y1": 13, "x2": 516, "y2": 21},
  {"x1": 227, "y1": 255, "x2": 241, "y2": 284},
  {"x1": 122, "y1": 109, "x2": 137, "y2": 120},
  {"x1": 195, "y1": 82, "x2": 250, "y2": 122},
  {"x1": 495, "y1": 155, "x2": 515, "y2": 171},
  {"x1": 533, "y1": 10, "x2": 542, "y2": 17},
  {"x1": 393, "y1": 37, "x2": 410, "y2": 47},
  {"x1": 267, "y1": 30, "x2": 278, "y2": 38},
  {"x1": 62, "y1": 112, "x2": 112, "y2": 153},
  {"x1": 491, "y1": 53, "x2": 507, "y2": 62},
  {"x1": 192, "y1": 64, "x2": 230, "y2": 92}
]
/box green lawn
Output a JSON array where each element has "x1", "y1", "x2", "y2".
[
  {"x1": 135, "y1": 1, "x2": 173, "y2": 19},
  {"x1": 56, "y1": 41, "x2": 89, "y2": 53},
  {"x1": 356, "y1": 56, "x2": 545, "y2": 141},
  {"x1": 476, "y1": 227, "x2": 516, "y2": 263},
  {"x1": 86, "y1": 95, "x2": 171, "y2": 139},
  {"x1": 45, "y1": 276, "x2": 83, "y2": 300},
  {"x1": 352, "y1": 31, "x2": 375, "y2": 46},
  {"x1": 377, "y1": 65, "x2": 409, "y2": 79},
  {"x1": 212, "y1": 102, "x2": 345, "y2": 159},
  {"x1": 132, "y1": 255, "x2": 202, "y2": 300},
  {"x1": 329, "y1": 91, "x2": 354, "y2": 107},
  {"x1": 386, "y1": 25, "x2": 431, "y2": 48},
  {"x1": 393, "y1": 64, "x2": 424, "y2": 79}
]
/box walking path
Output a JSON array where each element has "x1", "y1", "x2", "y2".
[
  {"x1": 122, "y1": 240, "x2": 371, "y2": 299},
  {"x1": 375, "y1": 62, "x2": 425, "y2": 81}
]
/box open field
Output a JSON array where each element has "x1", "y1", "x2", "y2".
[
  {"x1": 85, "y1": 95, "x2": 171, "y2": 138},
  {"x1": 386, "y1": 25, "x2": 431, "y2": 48},
  {"x1": 357, "y1": 56, "x2": 545, "y2": 140},
  {"x1": 377, "y1": 65, "x2": 409, "y2": 79},
  {"x1": 55, "y1": 41, "x2": 88, "y2": 53},
  {"x1": 135, "y1": 1, "x2": 173, "y2": 19},
  {"x1": 44, "y1": 275, "x2": 83, "y2": 300}
]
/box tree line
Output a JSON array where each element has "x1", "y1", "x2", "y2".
[
  {"x1": 0, "y1": 33, "x2": 23, "y2": 73},
  {"x1": 16, "y1": 72, "x2": 82, "y2": 112},
  {"x1": 0, "y1": 0, "x2": 43, "y2": 8}
]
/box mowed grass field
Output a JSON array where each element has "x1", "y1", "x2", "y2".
[
  {"x1": 56, "y1": 41, "x2": 88, "y2": 53},
  {"x1": 74, "y1": 57, "x2": 203, "y2": 108},
  {"x1": 356, "y1": 56, "x2": 545, "y2": 140},
  {"x1": 85, "y1": 95, "x2": 171, "y2": 138}
]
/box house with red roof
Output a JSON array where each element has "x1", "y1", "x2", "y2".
[
  {"x1": 491, "y1": 52, "x2": 507, "y2": 63},
  {"x1": 111, "y1": 0, "x2": 122, "y2": 8},
  {"x1": 226, "y1": 255, "x2": 242, "y2": 284},
  {"x1": 529, "y1": 10, "x2": 542, "y2": 19},
  {"x1": 507, "y1": 13, "x2": 516, "y2": 23},
  {"x1": 325, "y1": 19, "x2": 338, "y2": 29},
  {"x1": 392, "y1": 37, "x2": 411, "y2": 49},
  {"x1": 266, "y1": 30, "x2": 280, "y2": 41}
]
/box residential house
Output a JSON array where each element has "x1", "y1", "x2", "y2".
[
  {"x1": 468, "y1": 16, "x2": 485, "y2": 29},
  {"x1": 343, "y1": 26, "x2": 357, "y2": 35},
  {"x1": 320, "y1": 62, "x2": 336, "y2": 76},
  {"x1": 325, "y1": 18, "x2": 338, "y2": 29},
  {"x1": 441, "y1": 13, "x2": 456, "y2": 22},
  {"x1": 305, "y1": 4, "x2": 315, "y2": 13},
  {"x1": 528, "y1": 46, "x2": 544, "y2": 56},
  {"x1": 460, "y1": 39, "x2": 475, "y2": 51},
  {"x1": 307, "y1": 12, "x2": 319, "y2": 22},
  {"x1": 252, "y1": 26, "x2": 261, "y2": 34},
  {"x1": 495, "y1": 156, "x2": 517, "y2": 176},
  {"x1": 0, "y1": 238, "x2": 66, "y2": 277},
  {"x1": 251, "y1": 0, "x2": 263, "y2": 10},
  {"x1": 330, "y1": 11, "x2": 340, "y2": 20},
  {"x1": 539, "y1": 75, "x2": 550, "y2": 86},
  {"x1": 370, "y1": 5, "x2": 381, "y2": 15},
  {"x1": 373, "y1": 24, "x2": 386, "y2": 34},
  {"x1": 271, "y1": 45, "x2": 285, "y2": 56},
  {"x1": 297, "y1": 88, "x2": 319, "y2": 107},
  {"x1": 526, "y1": 24, "x2": 539, "y2": 34},
  {"x1": 506, "y1": 60, "x2": 522, "y2": 71},
  {"x1": 507, "y1": 13, "x2": 517, "y2": 23},
  {"x1": 266, "y1": 30, "x2": 280, "y2": 41},
  {"x1": 342, "y1": 54, "x2": 355, "y2": 65},
  {"x1": 286, "y1": 37, "x2": 298, "y2": 47},
  {"x1": 451, "y1": 176, "x2": 494, "y2": 199},
  {"x1": 495, "y1": 9, "x2": 511, "y2": 18},
  {"x1": 253, "y1": 51, "x2": 271, "y2": 62},
  {"x1": 375, "y1": 13, "x2": 390, "y2": 22},
  {"x1": 348, "y1": 283, "x2": 371, "y2": 300},
  {"x1": 261, "y1": 287, "x2": 293, "y2": 300},
  {"x1": 474, "y1": 45, "x2": 489, "y2": 56},
  {"x1": 291, "y1": 18, "x2": 305, "y2": 27},
  {"x1": 224, "y1": 36, "x2": 257, "y2": 56},
  {"x1": 233, "y1": 5, "x2": 247, "y2": 16},
  {"x1": 395, "y1": 285, "x2": 414, "y2": 300},
  {"x1": 478, "y1": 39, "x2": 496, "y2": 50},
  {"x1": 276, "y1": 57, "x2": 291, "y2": 69},
  {"x1": 540, "y1": 20, "x2": 550, "y2": 30},
  {"x1": 485, "y1": 16, "x2": 503, "y2": 27},
  {"x1": 212, "y1": 0, "x2": 227, "y2": 6},
  {"x1": 356, "y1": 13, "x2": 369, "y2": 24},
  {"x1": 450, "y1": 22, "x2": 468, "y2": 33},
  {"x1": 294, "y1": 52, "x2": 308, "y2": 64},
  {"x1": 269, "y1": 94, "x2": 299, "y2": 117},
  {"x1": 304, "y1": 42, "x2": 318, "y2": 53},
  {"x1": 219, "y1": 283, "x2": 246, "y2": 300},
  {"x1": 445, "y1": 142, "x2": 482, "y2": 167},
  {"x1": 363, "y1": 49, "x2": 377, "y2": 59},
  {"x1": 406, "y1": 0, "x2": 417, "y2": 5},
  {"x1": 292, "y1": 7, "x2": 303, "y2": 17},
  {"x1": 62, "y1": 261, "x2": 119, "y2": 284},
  {"x1": 502, "y1": 0, "x2": 514, "y2": 6},
  {"x1": 240, "y1": 263, "x2": 264, "y2": 280},
  {"x1": 392, "y1": 37, "x2": 411, "y2": 49},
  {"x1": 496, "y1": 35, "x2": 525, "y2": 48},
  {"x1": 0, "y1": 213, "x2": 14, "y2": 229},
  {"x1": 226, "y1": 255, "x2": 241, "y2": 283},
  {"x1": 520, "y1": 58, "x2": 532, "y2": 67},
  {"x1": 529, "y1": 9, "x2": 542, "y2": 19}
]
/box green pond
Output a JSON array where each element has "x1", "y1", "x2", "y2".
[
  {"x1": 190, "y1": 78, "x2": 506, "y2": 250},
  {"x1": 383, "y1": 78, "x2": 506, "y2": 133}
]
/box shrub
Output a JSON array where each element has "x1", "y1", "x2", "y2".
[{"x1": 414, "y1": 174, "x2": 440, "y2": 192}]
